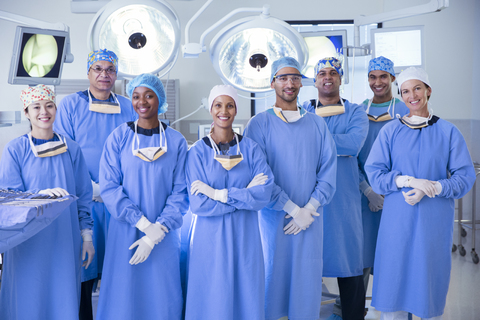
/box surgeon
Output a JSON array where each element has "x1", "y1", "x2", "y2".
[
  {"x1": 365, "y1": 67, "x2": 475, "y2": 320},
  {"x1": 244, "y1": 57, "x2": 337, "y2": 320},
  {"x1": 184, "y1": 85, "x2": 274, "y2": 320},
  {"x1": 54, "y1": 49, "x2": 137, "y2": 319},
  {"x1": 303, "y1": 57, "x2": 369, "y2": 320},
  {"x1": 0, "y1": 85, "x2": 94, "y2": 319},
  {"x1": 96, "y1": 73, "x2": 187, "y2": 320},
  {"x1": 356, "y1": 56, "x2": 409, "y2": 316}
]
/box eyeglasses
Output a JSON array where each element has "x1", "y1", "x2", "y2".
[
  {"x1": 274, "y1": 73, "x2": 302, "y2": 84},
  {"x1": 90, "y1": 66, "x2": 117, "y2": 75}
]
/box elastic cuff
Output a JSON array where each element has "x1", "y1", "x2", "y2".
[
  {"x1": 214, "y1": 189, "x2": 228, "y2": 203},
  {"x1": 359, "y1": 180, "x2": 370, "y2": 194},
  {"x1": 435, "y1": 181, "x2": 442, "y2": 195},
  {"x1": 307, "y1": 197, "x2": 321, "y2": 211},
  {"x1": 135, "y1": 216, "x2": 151, "y2": 231},
  {"x1": 363, "y1": 186, "x2": 373, "y2": 197},
  {"x1": 142, "y1": 236, "x2": 155, "y2": 249},
  {"x1": 395, "y1": 175, "x2": 411, "y2": 188},
  {"x1": 283, "y1": 200, "x2": 300, "y2": 217},
  {"x1": 81, "y1": 229, "x2": 93, "y2": 242}
]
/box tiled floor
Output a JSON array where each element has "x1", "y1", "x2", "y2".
[{"x1": 92, "y1": 210, "x2": 480, "y2": 320}]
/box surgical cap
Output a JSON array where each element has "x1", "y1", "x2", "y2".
[
  {"x1": 208, "y1": 85, "x2": 239, "y2": 112},
  {"x1": 270, "y1": 57, "x2": 306, "y2": 83},
  {"x1": 368, "y1": 56, "x2": 395, "y2": 77},
  {"x1": 87, "y1": 49, "x2": 118, "y2": 74},
  {"x1": 314, "y1": 57, "x2": 344, "y2": 80},
  {"x1": 396, "y1": 67, "x2": 431, "y2": 91},
  {"x1": 127, "y1": 73, "x2": 168, "y2": 114},
  {"x1": 20, "y1": 84, "x2": 55, "y2": 110}
]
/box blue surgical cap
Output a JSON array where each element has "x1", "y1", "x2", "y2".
[
  {"x1": 270, "y1": 57, "x2": 306, "y2": 83},
  {"x1": 127, "y1": 73, "x2": 168, "y2": 115},
  {"x1": 368, "y1": 56, "x2": 395, "y2": 77}
]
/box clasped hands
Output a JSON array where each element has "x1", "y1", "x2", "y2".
[
  {"x1": 403, "y1": 178, "x2": 439, "y2": 206},
  {"x1": 129, "y1": 216, "x2": 169, "y2": 265},
  {"x1": 283, "y1": 203, "x2": 319, "y2": 236}
]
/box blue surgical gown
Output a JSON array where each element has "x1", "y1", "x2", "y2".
[
  {"x1": 0, "y1": 134, "x2": 93, "y2": 320},
  {"x1": 96, "y1": 122, "x2": 188, "y2": 320},
  {"x1": 365, "y1": 117, "x2": 475, "y2": 318},
  {"x1": 54, "y1": 90, "x2": 136, "y2": 281},
  {"x1": 184, "y1": 135, "x2": 274, "y2": 320},
  {"x1": 304, "y1": 99, "x2": 369, "y2": 277},
  {"x1": 244, "y1": 106, "x2": 337, "y2": 320},
  {"x1": 358, "y1": 98, "x2": 409, "y2": 268}
]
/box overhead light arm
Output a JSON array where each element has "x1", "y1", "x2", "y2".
[
  {"x1": 350, "y1": 0, "x2": 449, "y2": 56},
  {"x1": 182, "y1": 0, "x2": 269, "y2": 58},
  {"x1": 0, "y1": 10, "x2": 74, "y2": 63}
]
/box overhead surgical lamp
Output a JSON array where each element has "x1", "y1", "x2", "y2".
[
  {"x1": 88, "y1": 0, "x2": 181, "y2": 79},
  {"x1": 183, "y1": 0, "x2": 308, "y2": 93},
  {"x1": 0, "y1": 10, "x2": 74, "y2": 86}
]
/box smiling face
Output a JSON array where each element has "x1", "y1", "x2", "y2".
[
  {"x1": 271, "y1": 67, "x2": 303, "y2": 105},
  {"x1": 25, "y1": 100, "x2": 56, "y2": 132},
  {"x1": 314, "y1": 67, "x2": 341, "y2": 99},
  {"x1": 131, "y1": 86, "x2": 159, "y2": 123},
  {"x1": 87, "y1": 60, "x2": 117, "y2": 96},
  {"x1": 368, "y1": 70, "x2": 395, "y2": 103},
  {"x1": 210, "y1": 95, "x2": 236, "y2": 130},
  {"x1": 400, "y1": 79, "x2": 432, "y2": 116}
]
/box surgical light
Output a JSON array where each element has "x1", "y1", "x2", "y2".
[
  {"x1": 88, "y1": 0, "x2": 180, "y2": 78},
  {"x1": 183, "y1": 1, "x2": 308, "y2": 93}
]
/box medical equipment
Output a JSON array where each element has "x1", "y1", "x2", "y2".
[
  {"x1": 88, "y1": 0, "x2": 180, "y2": 78},
  {"x1": 0, "y1": 189, "x2": 78, "y2": 252},
  {"x1": 183, "y1": 0, "x2": 308, "y2": 93},
  {"x1": 371, "y1": 26, "x2": 424, "y2": 74},
  {"x1": 0, "y1": 10, "x2": 74, "y2": 86},
  {"x1": 453, "y1": 163, "x2": 480, "y2": 264}
]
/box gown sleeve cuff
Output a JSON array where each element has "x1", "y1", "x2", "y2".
[
  {"x1": 135, "y1": 215, "x2": 151, "y2": 231},
  {"x1": 307, "y1": 197, "x2": 321, "y2": 211},
  {"x1": 359, "y1": 180, "x2": 370, "y2": 194}
]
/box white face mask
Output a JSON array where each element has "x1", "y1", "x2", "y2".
[
  {"x1": 28, "y1": 132, "x2": 68, "y2": 158},
  {"x1": 131, "y1": 120, "x2": 167, "y2": 162},
  {"x1": 399, "y1": 108, "x2": 434, "y2": 129},
  {"x1": 314, "y1": 98, "x2": 345, "y2": 117},
  {"x1": 208, "y1": 133, "x2": 243, "y2": 171},
  {"x1": 88, "y1": 89, "x2": 121, "y2": 114}
]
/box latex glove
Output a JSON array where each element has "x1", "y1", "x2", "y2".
[
  {"x1": 247, "y1": 173, "x2": 268, "y2": 188},
  {"x1": 191, "y1": 180, "x2": 228, "y2": 203},
  {"x1": 364, "y1": 187, "x2": 384, "y2": 212},
  {"x1": 136, "y1": 216, "x2": 169, "y2": 245},
  {"x1": 402, "y1": 189, "x2": 426, "y2": 206},
  {"x1": 283, "y1": 214, "x2": 303, "y2": 235},
  {"x1": 92, "y1": 181, "x2": 103, "y2": 203},
  {"x1": 286, "y1": 207, "x2": 319, "y2": 230},
  {"x1": 129, "y1": 236, "x2": 154, "y2": 265},
  {"x1": 82, "y1": 235, "x2": 95, "y2": 269},
  {"x1": 38, "y1": 187, "x2": 69, "y2": 198},
  {"x1": 408, "y1": 178, "x2": 437, "y2": 198}
]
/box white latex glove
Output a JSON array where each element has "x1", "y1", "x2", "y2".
[
  {"x1": 81, "y1": 233, "x2": 95, "y2": 269},
  {"x1": 408, "y1": 178, "x2": 437, "y2": 198},
  {"x1": 136, "y1": 216, "x2": 169, "y2": 245},
  {"x1": 91, "y1": 181, "x2": 103, "y2": 203},
  {"x1": 283, "y1": 214, "x2": 303, "y2": 235},
  {"x1": 286, "y1": 207, "x2": 319, "y2": 230},
  {"x1": 38, "y1": 187, "x2": 69, "y2": 198},
  {"x1": 402, "y1": 189, "x2": 426, "y2": 206},
  {"x1": 191, "y1": 180, "x2": 228, "y2": 203},
  {"x1": 247, "y1": 173, "x2": 268, "y2": 188},
  {"x1": 364, "y1": 187, "x2": 384, "y2": 212},
  {"x1": 129, "y1": 236, "x2": 154, "y2": 265}
]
